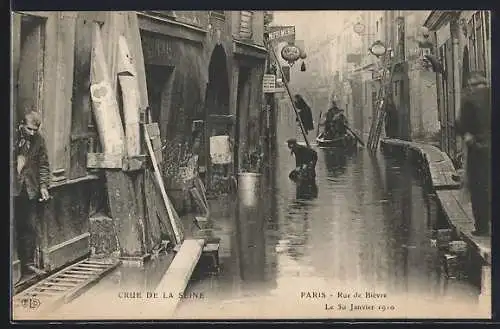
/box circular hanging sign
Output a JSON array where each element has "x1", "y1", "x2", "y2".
[
  {"x1": 353, "y1": 22, "x2": 365, "y2": 35},
  {"x1": 281, "y1": 45, "x2": 301, "y2": 63},
  {"x1": 369, "y1": 40, "x2": 387, "y2": 57}
]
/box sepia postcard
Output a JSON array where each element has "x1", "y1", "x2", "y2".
[{"x1": 10, "y1": 9, "x2": 492, "y2": 321}]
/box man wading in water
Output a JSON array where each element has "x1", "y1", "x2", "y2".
[{"x1": 287, "y1": 138, "x2": 318, "y2": 182}]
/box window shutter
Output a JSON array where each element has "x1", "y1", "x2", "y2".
[{"x1": 239, "y1": 11, "x2": 253, "y2": 39}]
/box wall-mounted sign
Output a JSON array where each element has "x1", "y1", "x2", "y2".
[
  {"x1": 281, "y1": 45, "x2": 301, "y2": 64},
  {"x1": 263, "y1": 74, "x2": 285, "y2": 93},
  {"x1": 263, "y1": 74, "x2": 276, "y2": 93},
  {"x1": 268, "y1": 26, "x2": 295, "y2": 41}
]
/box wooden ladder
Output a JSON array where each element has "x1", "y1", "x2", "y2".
[
  {"x1": 366, "y1": 43, "x2": 400, "y2": 152},
  {"x1": 12, "y1": 258, "x2": 120, "y2": 318}
]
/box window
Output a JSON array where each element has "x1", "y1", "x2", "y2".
[
  {"x1": 239, "y1": 11, "x2": 253, "y2": 39},
  {"x1": 210, "y1": 11, "x2": 225, "y2": 20},
  {"x1": 439, "y1": 44, "x2": 448, "y2": 127},
  {"x1": 468, "y1": 11, "x2": 488, "y2": 73}
]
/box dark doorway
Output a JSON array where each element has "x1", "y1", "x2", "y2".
[
  {"x1": 17, "y1": 14, "x2": 46, "y2": 121},
  {"x1": 13, "y1": 13, "x2": 46, "y2": 287},
  {"x1": 205, "y1": 45, "x2": 232, "y2": 193},
  {"x1": 206, "y1": 45, "x2": 230, "y2": 116},
  {"x1": 235, "y1": 67, "x2": 251, "y2": 172},
  {"x1": 145, "y1": 64, "x2": 174, "y2": 138}
]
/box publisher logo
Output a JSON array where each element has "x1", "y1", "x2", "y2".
[{"x1": 20, "y1": 297, "x2": 40, "y2": 310}]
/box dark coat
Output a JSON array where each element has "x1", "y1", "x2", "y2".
[
  {"x1": 456, "y1": 86, "x2": 491, "y2": 149},
  {"x1": 14, "y1": 128, "x2": 50, "y2": 200},
  {"x1": 292, "y1": 144, "x2": 318, "y2": 168},
  {"x1": 294, "y1": 96, "x2": 314, "y2": 132},
  {"x1": 384, "y1": 101, "x2": 398, "y2": 138}
]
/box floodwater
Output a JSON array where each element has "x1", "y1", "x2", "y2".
[
  {"x1": 173, "y1": 145, "x2": 484, "y2": 319},
  {"x1": 50, "y1": 101, "x2": 488, "y2": 320},
  {"x1": 173, "y1": 101, "x2": 486, "y2": 319}
]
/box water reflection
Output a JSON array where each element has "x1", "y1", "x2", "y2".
[
  {"x1": 295, "y1": 180, "x2": 318, "y2": 200},
  {"x1": 322, "y1": 148, "x2": 348, "y2": 177},
  {"x1": 235, "y1": 200, "x2": 266, "y2": 289}
]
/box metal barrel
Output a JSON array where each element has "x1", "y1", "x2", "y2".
[{"x1": 237, "y1": 173, "x2": 262, "y2": 207}]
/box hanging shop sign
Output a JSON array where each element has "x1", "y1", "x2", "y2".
[
  {"x1": 281, "y1": 45, "x2": 301, "y2": 65},
  {"x1": 353, "y1": 22, "x2": 365, "y2": 35}
]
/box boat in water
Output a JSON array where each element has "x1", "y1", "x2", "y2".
[{"x1": 315, "y1": 131, "x2": 357, "y2": 149}]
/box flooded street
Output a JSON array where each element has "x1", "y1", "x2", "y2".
[
  {"x1": 173, "y1": 104, "x2": 483, "y2": 319},
  {"x1": 49, "y1": 100, "x2": 485, "y2": 321}
]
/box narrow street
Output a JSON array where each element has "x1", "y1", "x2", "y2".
[
  {"x1": 11, "y1": 10, "x2": 491, "y2": 321},
  {"x1": 45, "y1": 98, "x2": 486, "y2": 320}
]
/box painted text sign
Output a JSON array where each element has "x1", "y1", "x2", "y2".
[{"x1": 268, "y1": 26, "x2": 295, "y2": 41}]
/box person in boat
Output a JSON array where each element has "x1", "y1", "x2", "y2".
[
  {"x1": 324, "y1": 100, "x2": 347, "y2": 139},
  {"x1": 287, "y1": 138, "x2": 318, "y2": 182},
  {"x1": 293, "y1": 94, "x2": 315, "y2": 134}
]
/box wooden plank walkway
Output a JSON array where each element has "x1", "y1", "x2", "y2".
[
  {"x1": 152, "y1": 239, "x2": 205, "y2": 317},
  {"x1": 436, "y1": 190, "x2": 491, "y2": 265},
  {"x1": 380, "y1": 138, "x2": 489, "y2": 266},
  {"x1": 381, "y1": 139, "x2": 460, "y2": 190}
]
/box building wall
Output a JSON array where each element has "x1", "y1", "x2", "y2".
[
  {"x1": 425, "y1": 10, "x2": 491, "y2": 159},
  {"x1": 12, "y1": 10, "x2": 268, "y2": 278},
  {"x1": 138, "y1": 11, "x2": 267, "y2": 192},
  {"x1": 404, "y1": 10, "x2": 440, "y2": 140},
  {"x1": 12, "y1": 11, "x2": 130, "y2": 275}
]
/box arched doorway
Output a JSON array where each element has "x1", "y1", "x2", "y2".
[
  {"x1": 204, "y1": 45, "x2": 232, "y2": 193},
  {"x1": 206, "y1": 45, "x2": 230, "y2": 116}
]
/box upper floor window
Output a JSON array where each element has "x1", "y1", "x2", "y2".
[
  {"x1": 211, "y1": 11, "x2": 225, "y2": 20},
  {"x1": 239, "y1": 11, "x2": 253, "y2": 39}
]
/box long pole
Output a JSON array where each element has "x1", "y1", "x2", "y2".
[{"x1": 265, "y1": 38, "x2": 311, "y2": 148}]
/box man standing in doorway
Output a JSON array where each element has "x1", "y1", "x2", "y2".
[
  {"x1": 456, "y1": 71, "x2": 491, "y2": 236},
  {"x1": 14, "y1": 110, "x2": 51, "y2": 276}
]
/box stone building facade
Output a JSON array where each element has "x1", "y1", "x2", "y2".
[{"x1": 424, "y1": 10, "x2": 491, "y2": 161}]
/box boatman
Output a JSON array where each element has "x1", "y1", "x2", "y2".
[
  {"x1": 287, "y1": 138, "x2": 318, "y2": 182},
  {"x1": 324, "y1": 100, "x2": 347, "y2": 139}
]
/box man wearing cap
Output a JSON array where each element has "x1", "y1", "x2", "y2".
[
  {"x1": 456, "y1": 71, "x2": 491, "y2": 236},
  {"x1": 286, "y1": 138, "x2": 318, "y2": 181}
]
